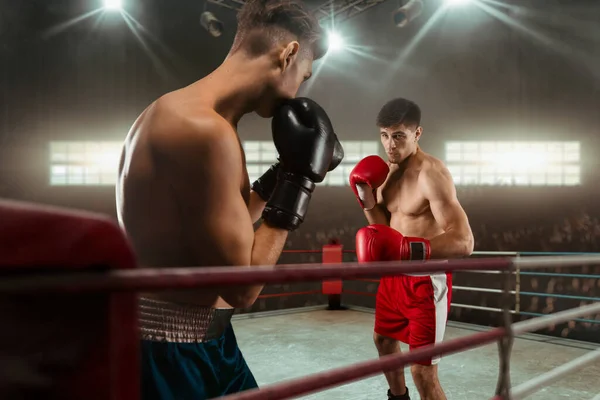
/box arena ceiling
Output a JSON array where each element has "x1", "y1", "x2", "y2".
[{"x1": 206, "y1": 0, "x2": 394, "y2": 25}]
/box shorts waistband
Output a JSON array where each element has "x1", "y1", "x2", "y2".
[{"x1": 139, "y1": 297, "x2": 234, "y2": 343}]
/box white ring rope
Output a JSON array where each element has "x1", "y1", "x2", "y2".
[
  {"x1": 510, "y1": 348, "x2": 600, "y2": 400},
  {"x1": 512, "y1": 302, "x2": 600, "y2": 336},
  {"x1": 515, "y1": 255, "x2": 600, "y2": 269},
  {"x1": 453, "y1": 285, "x2": 516, "y2": 294}
]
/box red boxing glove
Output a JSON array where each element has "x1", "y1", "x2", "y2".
[
  {"x1": 349, "y1": 156, "x2": 389, "y2": 210},
  {"x1": 356, "y1": 224, "x2": 431, "y2": 262}
]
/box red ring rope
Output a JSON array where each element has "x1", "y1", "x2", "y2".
[
  {"x1": 0, "y1": 257, "x2": 512, "y2": 294},
  {"x1": 223, "y1": 328, "x2": 507, "y2": 400}
]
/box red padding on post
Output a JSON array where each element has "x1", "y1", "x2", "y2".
[
  {"x1": 322, "y1": 245, "x2": 343, "y2": 295},
  {"x1": 0, "y1": 200, "x2": 139, "y2": 400}
]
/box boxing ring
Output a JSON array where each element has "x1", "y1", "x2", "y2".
[{"x1": 1, "y1": 200, "x2": 599, "y2": 399}]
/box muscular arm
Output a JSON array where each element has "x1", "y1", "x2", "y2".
[
  {"x1": 155, "y1": 115, "x2": 288, "y2": 308},
  {"x1": 363, "y1": 188, "x2": 390, "y2": 226},
  {"x1": 248, "y1": 190, "x2": 267, "y2": 224},
  {"x1": 420, "y1": 166, "x2": 474, "y2": 259}
]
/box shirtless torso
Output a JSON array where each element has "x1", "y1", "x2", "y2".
[
  {"x1": 378, "y1": 150, "x2": 445, "y2": 240},
  {"x1": 351, "y1": 98, "x2": 475, "y2": 400},
  {"x1": 116, "y1": 86, "x2": 251, "y2": 308}
]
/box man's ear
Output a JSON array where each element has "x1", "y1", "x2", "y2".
[
  {"x1": 279, "y1": 41, "x2": 300, "y2": 73},
  {"x1": 415, "y1": 126, "x2": 423, "y2": 141}
]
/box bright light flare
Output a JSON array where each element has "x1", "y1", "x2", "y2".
[
  {"x1": 103, "y1": 0, "x2": 122, "y2": 11},
  {"x1": 328, "y1": 31, "x2": 344, "y2": 52},
  {"x1": 445, "y1": 0, "x2": 472, "y2": 6}
]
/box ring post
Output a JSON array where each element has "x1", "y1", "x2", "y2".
[
  {"x1": 494, "y1": 258, "x2": 515, "y2": 399},
  {"x1": 321, "y1": 244, "x2": 344, "y2": 310}
]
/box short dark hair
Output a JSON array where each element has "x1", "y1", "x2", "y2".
[
  {"x1": 376, "y1": 98, "x2": 421, "y2": 128},
  {"x1": 233, "y1": 0, "x2": 326, "y2": 60}
]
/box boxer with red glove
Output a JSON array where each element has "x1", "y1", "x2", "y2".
[
  {"x1": 348, "y1": 100, "x2": 473, "y2": 399},
  {"x1": 355, "y1": 224, "x2": 430, "y2": 262}
]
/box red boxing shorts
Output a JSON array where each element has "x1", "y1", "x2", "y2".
[{"x1": 374, "y1": 270, "x2": 452, "y2": 366}]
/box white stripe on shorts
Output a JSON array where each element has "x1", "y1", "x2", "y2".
[{"x1": 429, "y1": 273, "x2": 449, "y2": 365}]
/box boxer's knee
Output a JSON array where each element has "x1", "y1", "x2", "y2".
[{"x1": 373, "y1": 332, "x2": 399, "y2": 355}]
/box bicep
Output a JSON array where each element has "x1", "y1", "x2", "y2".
[
  {"x1": 423, "y1": 169, "x2": 470, "y2": 233},
  {"x1": 430, "y1": 197, "x2": 469, "y2": 233}
]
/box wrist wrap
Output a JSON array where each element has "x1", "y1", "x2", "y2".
[{"x1": 261, "y1": 172, "x2": 315, "y2": 231}]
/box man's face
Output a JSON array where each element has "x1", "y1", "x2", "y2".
[
  {"x1": 276, "y1": 54, "x2": 313, "y2": 100},
  {"x1": 379, "y1": 123, "x2": 422, "y2": 164},
  {"x1": 256, "y1": 45, "x2": 313, "y2": 118}
]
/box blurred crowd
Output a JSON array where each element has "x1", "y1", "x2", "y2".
[{"x1": 284, "y1": 210, "x2": 600, "y2": 255}]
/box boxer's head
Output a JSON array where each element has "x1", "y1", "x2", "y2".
[
  {"x1": 231, "y1": 0, "x2": 326, "y2": 117},
  {"x1": 376, "y1": 98, "x2": 423, "y2": 164}
]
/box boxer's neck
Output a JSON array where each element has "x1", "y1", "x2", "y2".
[
  {"x1": 389, "y1": 146, "x2": 421, "y2": 173},
  {"x1": 201, "y1": 54, "x2": 274, "y2": 125}
]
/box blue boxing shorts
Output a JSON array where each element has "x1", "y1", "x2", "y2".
[{"x1": 139, "y1": 298, "x2": 258, "y2": 400}]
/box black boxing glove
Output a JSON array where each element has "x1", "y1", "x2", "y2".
[
  {"x1": 330, "y1": 134, "x2": 344, "y2": 171},
  {"x1": 262, "y1": 98, "x2": 341, "y2": 230},
  {"x1": 251, "y1": 163, "x2": 280, "y2": 201},
  {"x1": 252, "y1": 136, "x2": 343, "y2": 202}
]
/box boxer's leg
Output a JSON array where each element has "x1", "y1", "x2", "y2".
[
  {"x1": 218, "y1": 324, "x2": 258, "y2": 394},
  {"x1": 406, "y1": 273, "x2": 452, "y2": 400},
  {"x1": 373, "y1": 276, "x2": 410, "y2": 399}
]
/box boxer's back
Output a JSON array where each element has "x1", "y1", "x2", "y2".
[
  {"x1": 378, "y1": 150, "x2": 445, "y2": 239},
  {"x1": 116, "y1": 101, "x2": 183, "y2": 268},
  {"x1": 116, "y1": 90, "x2": 250, "y2": 305}
]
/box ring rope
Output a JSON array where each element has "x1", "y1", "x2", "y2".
[
  {"x1": 519, "y1": 271, "x2": 600, "y2": 279},
  {"x1": 515, "y1": 255, "x2": 600, "y2": 269},
  {"x1": 453, "y1": 285, "x2": 516, "y2": 294},
  {"x1": 4, "y1": 254, "x2": 600, "y2": 294},
  {"x1": 510, "y1": 348, "x2": 600, "y2": 400},
  {"x1": 221, "y1": 300, "x2": 600, "y2": 400},
  {"x1": 518, "y1": 311, "x2": 600, "y2": 325},
  {"x1": 511, "y1": 302, "x2": 600, "y2": 335},
  {"x1": 0, "y1": 258, "x2": 512, "y2": 294},
  {"x1": 222, "y1": 329, "x2": 507, "y2": 400}
]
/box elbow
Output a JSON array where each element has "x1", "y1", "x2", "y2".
[
  {"x1": 459, "y1": 231, "x2": 475, "y2": 257},
  {"x1": 220, "y1": 287, "x2": 261, "y2": 309}
]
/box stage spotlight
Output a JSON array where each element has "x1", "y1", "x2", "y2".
[
  {"x1": 393, "y1": 0, "x2": 424, "y2": 28},
  {"x1": 445, "y1": 0, "x2": 471, "y2": 6},
  {"x1": 103, "y1": 0, "x2": 122, "y2": 11},
  {"x1": 328, "y1": 31, "x2": 344, "y2": 52},
  {"x1": 200, "y1": 11, "x2": 224, "y2": 38}
]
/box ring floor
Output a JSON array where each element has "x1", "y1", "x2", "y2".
[{"x1": 232, "y1": 307, "x2": 600, "y2": 400}]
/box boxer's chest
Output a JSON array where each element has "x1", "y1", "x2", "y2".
[{"x1": 380, "y1": 170, "x2": 428, "y2": 217}]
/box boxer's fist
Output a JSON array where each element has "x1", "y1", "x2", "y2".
[
  {"x1": 349, "y1": 156, "x2": 389, "y2": 210},
  {"x1": 329, "y1": 134, "x2": 344, "y2": 172},
  {"x1": 271, "y1": 97, "x2": 337, "y2": 182},
  {"x1": 355, "y1": 224, "x2": 431, "y2": 262},
  {"x1": 263, "y1": 98, "x2": 339, "y2": 230}
]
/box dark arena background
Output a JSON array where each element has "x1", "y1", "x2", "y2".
[{"x1": 1, "y1": 0, "x2": 600, "y2": 399}]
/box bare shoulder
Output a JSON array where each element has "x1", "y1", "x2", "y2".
[
  {"x1": 418, "y1": 151, "x2": 455, "y2": 198},
  {"x1": 148, "y1": 96, "x2": 241, "y2": 167}
]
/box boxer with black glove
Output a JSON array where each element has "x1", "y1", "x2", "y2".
[{"x1": 119, "y1": 0, "x2": 337, "y2": 396}]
